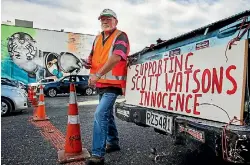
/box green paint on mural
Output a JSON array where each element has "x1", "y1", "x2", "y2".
[
  {"x1": 1, "y1": 25, "x2": 36, "y2": 61},
  {"x1": 1, "y1": 25, "x2": 37, "y2": 83}
]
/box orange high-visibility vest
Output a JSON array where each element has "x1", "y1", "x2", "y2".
[{"x1": 90, "y1": 29, "x2": 128, "y2": 88}]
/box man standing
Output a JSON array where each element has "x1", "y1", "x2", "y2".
[{"x1": 84, "y1": 9, "x2": 130, "y2": 165}]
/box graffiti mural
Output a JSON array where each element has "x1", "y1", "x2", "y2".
[{"x1": 1, "y1": 25, "x2": 95, "y2": 84}]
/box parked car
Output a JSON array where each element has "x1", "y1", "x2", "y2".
[
  {"x1": 43, "y1": 75, "x2": 95, "y2": 97},
  {"x1": 1, "y1": 78, "x2": 28, "y2": 97},
  {"x1": 1, "y1": 78, "x2": 29, "y2": 93},
  {"x1": 1, "y1": 78, "x2": 17, "y2": 87},
  {"x1": 1, "y1": 84, "x2": 28, "y2": 116},
  {"x1": 28, "y1": 77, "x2": 57, "y2": 92},
  {"x1": 39, "y1": 78, "x2": 56, "y2": 83}
]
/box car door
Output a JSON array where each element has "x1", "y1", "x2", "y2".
[
  {"x1": 82, "y1": 76, "x2": 89, "y2": 87},
  {"x1": 76, "y1": 76, "x2": 88, "y2": 94},
  {"x1": 59, "y1": 76, "x2": 72, "y2": 93},
  {"x1": 74, "y1": 76, "x2": 82, "y2": 93}
]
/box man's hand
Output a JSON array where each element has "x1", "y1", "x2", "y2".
[
  {"x1": 88, "y1": 74, "x2": 99, "y2": 87},
  {"x1": 81, "y1": 57, "x2": 92, "y2": 69}
]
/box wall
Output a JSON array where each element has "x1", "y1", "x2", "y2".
[{"x1": 1, "y1": 24, "x2": 95, "y2": 84}]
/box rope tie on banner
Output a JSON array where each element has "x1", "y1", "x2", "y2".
[{"x1": 225, "y1": 16, "x2": 250, "y2": 62}]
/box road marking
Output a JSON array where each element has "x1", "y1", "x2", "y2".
[
  {"x1": 29, "y1": 117, "x2": 85, "y2": 165},
  {"x1": 29, "y1": 98, "x2": 125, "y2": 163}
]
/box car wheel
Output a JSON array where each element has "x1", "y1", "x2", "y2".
[
  {"x1": 1, "y1": 98, "x2": 12, "y2": 116},
  {"x1": 47, "y1": 88, "x2": 57, "y2": 97},
  {"x1": 85, "y1": 87, "x2": 93, "y2": 96}
]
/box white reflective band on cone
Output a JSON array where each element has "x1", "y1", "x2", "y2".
[
  {"x1": 40, "y1": 89, "x2": 43, "y2": 94},
  {"x1": 38, "y1": 101, "x2": 44, "y2": 106},
  {"x1": 69, "y1": 92, "x2": 77, "y2": 104},
  {"x1": 68, "y1": 115, "x2": 80, "y2": 124}
]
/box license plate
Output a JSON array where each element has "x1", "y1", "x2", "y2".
[{"x1": 146, "y1": 111, "x2": 173, "y2": 134}]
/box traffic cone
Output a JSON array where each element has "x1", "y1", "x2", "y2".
[
  {"x1": 28, "y1": 87, "x2": 32, "y2": 103},
  {"x1": 58, "y1": 83, "x2": 90, "y2": 164},
  {"x1": 32, "y1": 94, "x2": 38, "y2": 107},
  {"x1": 28, "y1": 86, "x2": 31, "y2": 100},
  {"x1": 31, "y1": 87, "x2": 38, "y2": 107},
  {"x1": 29, "y1": 87, "x2": 33, "y2": 101},
  {"x1": 33, "y1": 85, "x2": 49, "y2": 121},
  {"x1": 29, "y1": 87, "x2": 37, "y2": 115}
]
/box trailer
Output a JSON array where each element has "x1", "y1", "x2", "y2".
[{"x1": 115, "y1": 10, "x2": 250, "y2": 164}]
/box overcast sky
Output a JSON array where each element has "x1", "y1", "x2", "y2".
[{"x1": 1, "y1": 0, "x2": 250, "y2": 54}]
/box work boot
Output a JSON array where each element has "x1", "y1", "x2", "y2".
[
  {"x1": 106, "y1": 144, "x2": 121, "y2": 153},
  {"x1": 86, "y1": 155, "x2": 104, "y2": 165}
]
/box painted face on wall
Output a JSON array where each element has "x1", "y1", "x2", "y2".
[
  {"x1": 45, "y1": 53, "x2": 60, "y2": 76},
  {"x1": 7, "y1": 32, "x2": 38, "y2": 73},
  {"x1": 100, "y1": 16, "x2": 118, "y2": 32},
  {"x1": 47, "y1": 58, "x2": 63, "y2": 78}
]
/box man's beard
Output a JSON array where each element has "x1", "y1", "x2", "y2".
[{"x1": 102, "y1": 24, "x2": 115, "y2": 32}]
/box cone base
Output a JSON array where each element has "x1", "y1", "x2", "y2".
[
  {"x1": 33, "y1": 116, "x2": 50, "y2": 121},
  {"x1": 57, "y1": 148, "x2": 90, "y2": 164}
]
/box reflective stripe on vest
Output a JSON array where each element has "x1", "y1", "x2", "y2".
[{"x1": 89, "y1": 74, "x2": 126, "y2": 81}]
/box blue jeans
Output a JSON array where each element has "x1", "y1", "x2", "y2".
[{"x1": 92, "y1": 92, "x2": 119, "y2": 157}]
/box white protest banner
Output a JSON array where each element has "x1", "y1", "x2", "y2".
[{"x1": 125, "y1": 40, "x2": 248, "y2": 125}]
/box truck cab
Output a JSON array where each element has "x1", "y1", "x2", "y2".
[{"x1": 115, "y1": 10, "x2": 250, "y2": 164}]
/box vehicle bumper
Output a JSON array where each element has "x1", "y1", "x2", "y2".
[
  {"x1": 13, "y1": 96, "x2": 28, "y2": 111},
  {"x1": 115, "y1": 101, "x2": 250, "y2": 164}
]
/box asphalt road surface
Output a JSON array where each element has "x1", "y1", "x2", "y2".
[{"x1": 2, "y1": 94, "x2": 233, "y2": 165}]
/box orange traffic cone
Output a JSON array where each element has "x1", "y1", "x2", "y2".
[
  {"x1": 28, "y1": 86, "x2": 31, "y2": 100},
  {"x1": 32, "y1": 88, "x2": 38, "y2": 107},
  {"x1": 58, "y1": 83, "x2": 90, "y2": 164},
  {"x1": 28, "y1": 86, "x2": 32, "y2": 102},
  {"x1": 29, "y1": 87, "x2": 37, "y2": 116},
  {"x1": 33, "y1": 85, "x2": 49, "y2": 121}
]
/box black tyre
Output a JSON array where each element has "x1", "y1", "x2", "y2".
[
  {"x1": 47, "y1": 88, "x2": 57, "y2": 97},
  {"x1": 84, "y1": 87, "x2": 93, "y2": 96},
  {"x1": 1, "y1": 98, "x2": 12, "y2": 116}
]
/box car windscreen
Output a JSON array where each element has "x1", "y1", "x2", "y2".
[{"x1": 1, "y1": 81, "x2": 18, "y2": 87}]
